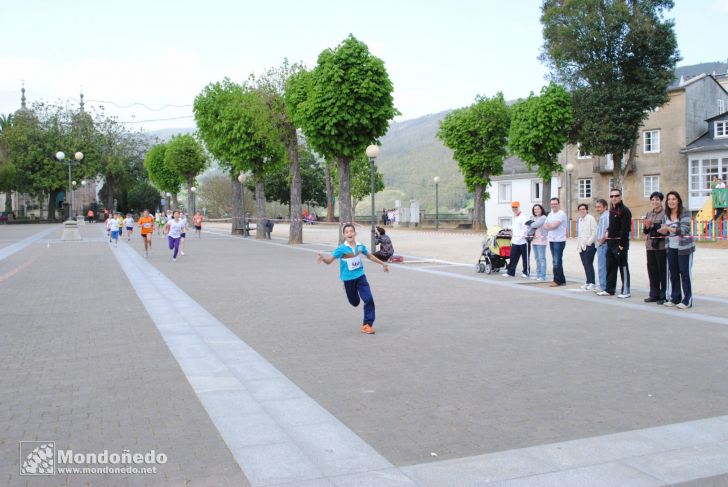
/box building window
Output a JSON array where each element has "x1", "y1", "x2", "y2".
[
  {"x1": 498, "y1": 217, "x2": 512, "y2": 229},
  {"x1": 576, "y1": 143, "x2": 592, "y2": 159},
  {"x1": 716, "y1": 121, "x2": 728, "y2": 138},
  {"x1": 719, "y1": 99, "x2": 726, "y2": 114},
  {"x1": 644, "y1": 175, "x2": 660, "y2": 197},
  {"x1": 578, "y1": 178, "x2": 592, "y2": 199},
  {"x1": 643, "y1": 129, "x2": 660, "y2": 153},
  {"x1": 498, "y1": 182, "x2": 511, "y2": 203},
  {"x1": 690, "y1": 158, "x2": 727, "y2": 198},
  {"x1": 531, "y1": 180, "x2": 541, "y2": 202}
]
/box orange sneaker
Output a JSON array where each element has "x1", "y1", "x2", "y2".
[{"x1": 361, "y1": 324, "x2": 375, "y2": 334}]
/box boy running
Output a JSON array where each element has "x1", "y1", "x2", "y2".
[
  {"x1": 316, "y1": 223, "x2": 389, "y2": 334},
  {"x1": 138, "y1": 209, "x2": 155, "y2": 257},
  {"x1": 108, "y1": 212, "x2": 121, "y2": 247},
  {"x1": 123, "y1": 213, "x2": 134, "y2": 241}
]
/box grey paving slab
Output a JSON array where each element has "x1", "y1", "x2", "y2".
[
  {"x1": 623, "y1": 441, "x2": 728, "y2": 484},
  {"x1": 485, "y1": 461, "x2": 663, "y2": 487},
  {"x1": 0, "y1": 224, "x2": 249, "y2": 486}
]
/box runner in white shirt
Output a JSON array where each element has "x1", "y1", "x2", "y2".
[
  {"x1": 123, "y1": 214, "x2": 134, "y2": 241},
  {"x1": 108, "y1": 212, "x2": 121, "y2": 247},
  {"x1": 164, "y1": 210, "x2": 185, "y2": 261}
]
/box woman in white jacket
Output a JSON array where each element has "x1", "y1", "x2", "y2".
[{"x1": 576, "y1": 203, "x2": 597, "y2": 290}]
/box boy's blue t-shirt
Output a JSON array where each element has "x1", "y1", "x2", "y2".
[{"x1": 332, "y1": 241, "x2": 369, "y2": 281}]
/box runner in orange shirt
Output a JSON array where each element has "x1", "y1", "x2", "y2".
[
  {"x1": 137, "y1": 209, "x2": 155, "y2": 258},
  {"x1": 192, "y1": 211, "x2": 203, "y2": 239}
]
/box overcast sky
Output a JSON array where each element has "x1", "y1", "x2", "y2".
[{"x1": 2, "y1": 0, "x2": 726, "y2": 131}]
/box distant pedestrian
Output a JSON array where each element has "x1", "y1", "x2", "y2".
[
  {"x1": 594, "y1": 198, "x2": 609, "y2": 293},
  {"x1": 156, "y1": 211, "x2": 165, "y2": 235},
  {"x1": 576, "y1": 204, "x2": 597, "y2": 290},
  {"x1": 657, "y1": 191, "x2": 695, "y2": 309},
  {"x1": 528, "y1": 204, "x2": 547, "y2": 281},
  {"x1": 543, "y1": 197, "x2": 568, "y2": 287},
  {"x1": 138, "y1": 209, "x2": 155, "y2": 258},
  {"x1": 316, "y1": 223, "x2": 389, "y2": 334},
  {"x1": 87, "y1": 209, "x2": 94, "y2": 223},
  {"x1": 642, "y1": 192, "x2": 667, "y2": 304},
  {"x1": 598, "y1": 188, "x2": 632, "y2": 298},
  {"x1": 164, "y1": 210, "x2": 185, "y2": 262}
]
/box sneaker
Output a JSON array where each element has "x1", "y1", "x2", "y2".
[
  {"x1": 644, "y1": 297, "x2": 659, "y2": 303},
  {"x1": 502, "y1": 273, "x2": 512, "y2": 277},
  {"x1": 676, "y1": 303, "x2": 691, "y2": 309},
  {"x1": 172, "y1": 257, "x2": 176, "y2": 262},
  {"x1": 521, "y1": 273, "x2": 529, "y2": 278},
  {"x1": 586, "y1": 284, "x2": 595, "y2": 291},
  {"x1": 361, "y1": 324, "x2": 375, "y2": 334},
  {"x1": 596, "y1": 291, "x2": 611, "y2": 296},
  {"x1": 536, "y1": 277, "x2": 545, "y2": 281},
  {"x1": 181, "y1": 251, "x2": 185, "y2": 256},
  {"x1": 656, "y1": 299, "x2": 665, "y2": 305},
  {"x1": 617, "y1": 293, "x2": 631, "y2": 299},
  {"x1": 580, "y1": 284, "x2": 589, "y2": 290},
  {"x1": 664, "y1": 301, "x2": 676, "y2": 307}
]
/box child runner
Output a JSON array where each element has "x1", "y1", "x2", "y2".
[
  {"x1": 164, "y1": 210, "x2": 185, "y2": 262},
  {"x1": 108, "y1": 212, "x2": 121, "y2": 247},
  {"x1": 117, "y1": 213, "x2": 124, "y2": 239},
  {"x1": 193, "y1": 211, "x2": 203, "y2": 238},
  {"x1": 105, "y1": 214, "x2": 112, "y2": 241},
  {"x1": 316, "y1": 223, "x2": 389, "y2": 334},
  {"x1": 123, "y1": 213, "x2": 135, "y2": 241},
  {"x1": 138, "y1": 209, "x2": 155, "y2": 257},
  {"x1": 156, "y1": 211, "x2": 165, "y2": 235}
]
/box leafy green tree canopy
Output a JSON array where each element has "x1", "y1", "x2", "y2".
[
  {"x1": 164, "y1": 133, "x2": 208, "y2": 183},
  {"x1": 127, "y1": 181, "x2": 161, "y2": 212},
  {"x1": 541, "y1": 0, "x2": 680, "y2": 164},
  {"x1": 509, "y1": 82, "x2": 573, "y2": 182},
  {"x1": 144, "y1": 143, "x2": 183, "y2": 195}
]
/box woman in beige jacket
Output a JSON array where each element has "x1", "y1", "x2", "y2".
[{"x1": 576, "y1": 203, "x2": 597, "y2": 290}]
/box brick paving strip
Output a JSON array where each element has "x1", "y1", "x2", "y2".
[{"x1": 108, "y1": 228, "x2": 728, "y2": 486}]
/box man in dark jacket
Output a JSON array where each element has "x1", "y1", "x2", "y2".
[{"x1": 597, "y1": 188, "x2": 632, "y2": 298}]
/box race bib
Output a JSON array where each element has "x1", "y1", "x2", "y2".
[
  {"x1": 344, "y1": 255, "x2": 362, "y2": 271},
  {"x1": 143, "y1": 223, "x2": 152, "y2": 228}
]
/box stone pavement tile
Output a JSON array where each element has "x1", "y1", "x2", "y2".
[
  {"x1": 671, "y1": 473, "x2": 728, "y2": 486},
  {"x1": 485, "y1": 461, "x2": 664, "y2": 487},
  {"x1": 0, "y1": 236, "x2": 248, "y2": 486},
  {"x1": 228, "y1": 442, "x2": 322, "y2": 486},
  {"x1": 623, "y1": 441, "x2": 728, "y2": 484},
  {"x1": 328, "y1": 468, "x2": 418, "y2": 486}
]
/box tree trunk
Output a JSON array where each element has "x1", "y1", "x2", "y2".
[
  {"x1": 337, "y1": 156, "x2": 352, "y2": 226},
  {"x1": 287, "y1": 134, "x2": 303, "y2": 244},
  {"x1": 48, "y1": 189, "x2": 59, "y2": 221},
  {"x1": 5, "y1": 191, "x2": 12, "y2": 212},
  {"x1": 473, "y1": 184, "x2": 485, "y2": 231},
  {"x1": 324, "y1": 163, "x2": 333, "y2": 223},
  {"x1": 255, "y1": 167, "x2": 266, "y2": 240},
  {"x1": 230, "y1": 176, "x2": 243, "y2": 235},
  {"x1": 172, "y1": 193, "x2": 179, "y2": 211},
  {"x1": 542, "y1": 178, "x2": 552, "y2": 210},
  {"x1": 106, "y1": 179, "x2": 114, "y2": 211}
]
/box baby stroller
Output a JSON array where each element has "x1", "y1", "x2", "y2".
[{"x1": 475, "y1": 226, "x2": 512, "y2": 274}]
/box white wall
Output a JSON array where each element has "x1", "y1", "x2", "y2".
[{"x1": 485, "y1": 176, "x2": 561, "y2": 228}]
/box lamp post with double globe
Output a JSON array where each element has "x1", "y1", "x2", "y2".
[
  {"x1": 433, "y1": 176, "x2": 440, "y2": 231},
  {"x1": 238, "y1": 172, "x2": 249, "y2": 237},
  {"x1": 55, "y1": 151, "x2": 83, "y2": 221}
]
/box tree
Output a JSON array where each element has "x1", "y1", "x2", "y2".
[
  {"x1": 0, "y1": 162, "x2": 16, "y2": 212},
  {"x1": 144, "y1": 143, "x2": 183, "y2": 210},
  {"x1": 509, "y1": 83, "x2": 573, "y2": 208},
  {"x1": 127, "y1": 181, "x2": 161, "y2": 212},
  {"x1": 164, "y1": 134, "x2": 208, "y2": 214},
  {"x1": 437, "y1": 93, "x2": 510, "y2": 230},
  {"x1": 330, "y1": 153, "x2": 385, "y2": 217},
  {"x1": 194, "y1": 79, "x2": 285, "y2": 237},
  {"x1": 287, "y1": 35, "x2": 397, "y2": 228},
  {"x1": 541, "y1": 0, "x2": 680, "y2": 186},
  {"x1": 248, "y1": 59, "x2": 307, "y2": 244},
  {"x1": 261, "y1": 144, "x2": 327, "y2": 208}
]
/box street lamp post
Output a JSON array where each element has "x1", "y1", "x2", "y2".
[
  {"x1": 565, "y1": 162, "x2": 575, "y2": 233},
  {"x1": 71, "y1": 180, "x2": 77, "y2": 217},
  {"x1": 433, "y1": 176, "x2": 440, "y2": 231},
  {"x1": 238, "y1": 173, "x2": 249, "y2": 237},
  {"x1": 190, "y1": 186, "x2": 196, "y2": 215},
  {"x1": 55, "y1": 151, "x2": 83, "y2": 221},
  {"x1": 366, "y1": 144, "x2": 380, "y2": 250}
]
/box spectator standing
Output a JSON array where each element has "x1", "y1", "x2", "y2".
[
  {"x1": 576, "y1": 204, "x2": 597, "y2": 290},
  {"x1": 642, "y1": 192, "x2": 667, "y2": 304},
  {"x1": 657, "y1": 191, "x2": 695, "y2": 309},
  {"x1": 505, "y1": 201, "x2": 529, "y2": 277},
  {"x1": 528, "y1": 204, "x2": 548, "y2": 281},
  {"x1": 598, "y1": 188, "x2": 632, "y2": 298},
  {"x1": 594, "y1": 198, "x2": 609, "y2": 293},
  {"x1": 543, "y1": 197, "x2": 568, "y2": 287}
]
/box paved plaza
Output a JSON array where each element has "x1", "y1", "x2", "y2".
[{"x1": 2, "y1": 223, "x2": 728, "y2": 486}]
